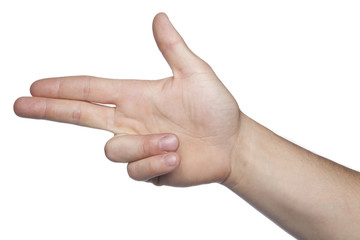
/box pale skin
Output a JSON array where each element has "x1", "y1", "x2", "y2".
[{"x1": 14, "y1": 13, "x2": 360, "y2": 239}]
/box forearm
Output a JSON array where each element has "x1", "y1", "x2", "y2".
[{"x1": 224, "y1": 113, "x2": 360, "y2": 239}]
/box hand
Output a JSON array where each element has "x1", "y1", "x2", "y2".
[{"x1": 14, "y1": 13, "x2": 242, "y2": 187}]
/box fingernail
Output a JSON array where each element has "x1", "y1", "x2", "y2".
[
  {"x1": 165, "y1": 154, "x2": 177, "y2": 166},
  {"x1": 159, "y1": 135, "x2": 178, "y2": 152}
]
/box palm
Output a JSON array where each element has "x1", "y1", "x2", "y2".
[
  {"x1": 118, "y1": 74, "x2": 238, "y2": 141},
  {"x1": 111, "y1": 71, "x2": 240, "y2": 186}
]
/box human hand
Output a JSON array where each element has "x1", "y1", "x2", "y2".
[{"x1": 14, "y1": 13, "x2": 242, "y2": 187}]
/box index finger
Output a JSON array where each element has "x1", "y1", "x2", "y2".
[{"x1": 30, "y1": 75, "x2": 135, "y2": 104}]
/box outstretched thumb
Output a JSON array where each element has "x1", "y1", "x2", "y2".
[{"x1": 153, "y1": 13, "x2": 210, "y2": 77}]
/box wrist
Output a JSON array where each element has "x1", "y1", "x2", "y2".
[
  {"x1": 222, "y1": 113, "x2": 272, "y2": 197},
  {"x1": 222, "y1": 113, "x2": 253, "y2": 191}
]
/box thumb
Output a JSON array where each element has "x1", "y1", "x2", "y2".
[{"x1": 152, "y1": 12, "x2": 210, "y2": 77}]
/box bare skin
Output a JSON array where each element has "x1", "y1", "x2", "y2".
[{"x1": 14, "y1": 13, "x2": 360, "y2": 239}]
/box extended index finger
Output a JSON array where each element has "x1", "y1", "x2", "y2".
[{"x1": 30, "y1": 75, "x2": 131, "y2": 104}]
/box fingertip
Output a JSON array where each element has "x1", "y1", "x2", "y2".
[
  {"x1": 13, "y1": 97, "x2": 45, "y2": 119},
  {"x1": 13, "y1": 97, "x2": 30, "y2": 118},
  {"x1": 30, "y1": 78, "x2": 56, "y2": 97},
  {"x1": 29, "y1": 80, "x2": 39, "y2": 96},
  {"x1": 152, "y1": 11, "x2": 179, "y2": 45},
  {"x1": 164, "y1": 153, "x2": 180, "y2": 167},
  {"x1": 13, "y1": 97, "x2": 24, "y2": 117},
  {"x1": 153, "y1": 12, "x2": 169, "y2": 24},
  {"x1": 152, "y1": 12, "x2": 210, "y2": 77},
  {"x1": 159, "y1": 134, "x2": 179, "y2": 152}
]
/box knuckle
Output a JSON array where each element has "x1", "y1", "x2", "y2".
[
  {"x1": 148, "y1": 159, "x2": 158, "y2": 174},
  {"x1": 127, "y1": 163, "x2": 140, "y2": 181},
  {"x1": 140, "y1": 139, "x2": 149, "y2": 156},
  {"x1": 104, "y1": 139, "x2": 123, "y2": 162},
  {"x1": 71, "y1": 103, "x2": 82, "y2": 125},
  {"x1": 82, "y1": 76, "x2": 91, "y2": 101},
  {"x1": 151, "y1": 177, "x2": 162, "y2": 186},
  {"x1": 104, "y1": 141, "x2": 115, "y2": 161},
  {"x1": 140, "y1": 135, "x2": 155, "y2": 156}
]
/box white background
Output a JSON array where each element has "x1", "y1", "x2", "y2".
[{"x1": 1, "y1": 0, "x2": 359, "y2": 239}]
